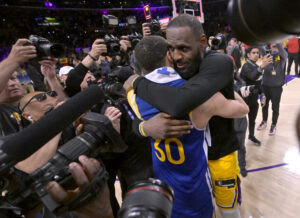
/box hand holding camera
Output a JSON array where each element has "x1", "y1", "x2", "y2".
[
  {"x1": 40, "y1": 58, "x2": 58, "y2": 80},
  {"x1": 142, "y1": 23, "x2": 152, "y2": 37},
  {"x1": 7, "y1": 38, "x2": 37, "y2": 64},
  {"x1": 46, "y1": 155, "x2": 113, "y2": 218},
  {"x1": 90, "y1": 39, "x2": 107, "y2": 59},
  {"x1": 261, "y1": 53, "x2": 273, "y2": 69}
]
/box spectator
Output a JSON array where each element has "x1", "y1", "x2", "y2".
[
  {"x1": 287, "y1": 37, "x2": 299, "y2": 76},
  {"x1": 230, "y1": 38, "x2": 242, "y2": 70}
]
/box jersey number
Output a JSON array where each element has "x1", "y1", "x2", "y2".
[{"x1": 154, "y1": 138, "x2": 185, "y2": 165}]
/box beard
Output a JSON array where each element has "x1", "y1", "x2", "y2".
[{"x1": 174, "y1": 50, "x2": 202, "y2": 80}]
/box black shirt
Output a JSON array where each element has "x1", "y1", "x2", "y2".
[
  {"x1": 0, "y1": 104, "x2": 25, "y2": 136},
  {"x1": 133, "y1": 51, "x2": 239, "y2": 160}
]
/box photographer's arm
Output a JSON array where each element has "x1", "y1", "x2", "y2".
[
  {"x1": 277, "y1": 43, "x2": 288, "y2": 60},
  {"x1": 240, "y1": 63, "x2": 263, "y2": 81},
  {"x1": 47, "y1": 156, "x2": 113, "y2": 218},
  {"x1": 0, "y1": 39, "x2": 36, "y2": 93},
  {"x1": 133, "y1": 53, "x2": 233, "y2": 117},
  {"x1": 65, "y1": 39, "x2": 107, "y2": 97}
]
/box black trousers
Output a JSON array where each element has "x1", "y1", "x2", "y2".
[
  {"x1": 245, "y1": 93, "x2": 259, "y2": 137},
  {"x1": 262, "y1": 85, "x2": 283, "y2": 126},
  {"x1": 287, "y1": 53, "x2": 298, "y2": 75},
  {"x1": 235, "y1": 117, "x2": 248, "y2": 170}
]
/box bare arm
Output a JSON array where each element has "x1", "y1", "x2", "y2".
[
  {"x1": 191, "y1": 92, "x2": 249, "y2": 129},
  {"x1": 40, "y1": 59, "x2": 68, "y2": 101},
  {"x1": 15, "y1": 133, "x2": 61, "y2": 174},
  {"x1": 0, "y1": 39, "x2": 36, "y2": 93}
]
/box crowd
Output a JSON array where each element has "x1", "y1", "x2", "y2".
[{"x1": 0, "y1": 8, "x2": 296, "y2": 218}]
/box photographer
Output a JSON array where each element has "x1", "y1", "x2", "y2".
[
  {"x1": 0, "y1": 39, "x2": 36, "y2": 136},
  {"x1": 257, "y1": 43, "x2": 288, "y2": 135},
  {"x1": 65, "y1": 39, "x2": 107, "y2": 97},
  {"x1": 240, "y1": 47, "x2": 272, "y2": 146}
]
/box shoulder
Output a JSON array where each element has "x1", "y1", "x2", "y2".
[{"x1": 203, "y1": 51, "x2": 233, "y2": 67}]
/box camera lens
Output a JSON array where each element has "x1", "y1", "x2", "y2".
[
  {"x1": 118, "y1": 178, "x2": 174, "y2": 218},
  {"x1": 228, "y1": 0, "x2": 300, "y2": 45}
]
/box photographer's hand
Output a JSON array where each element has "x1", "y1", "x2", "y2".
[
  {"x1": 104, "y1": 106, "x2": 122, "y2": 133},
  {"x1": 261, "y1": 54, "x2": 273, "y2": 69},
  {"x1": 40, "y1": 58, "x2": 68, "y2": 101},
  {"x1": 142, "y1": 23, "x2": 151, "y2": 37},
  {"x1": 120, "y1": 36, "x2": 132, "y2": 53},
  {"x1": 47, "y1": 156, "x2": 113, "y2": 218},
  {"x1": 143, "y1": 113, "x2": 193, "y2": 139},
  {"x1": 89, "y1": 39, "x2": 107, "y2": 58},
  {"x1": 7, "y1": 38, "x2": 37, "y2": 64}
]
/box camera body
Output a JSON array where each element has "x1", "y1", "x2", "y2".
[
  {"x1": 103, "y1": 34, "x2": 120, "y2": 56},
  {"x1": 128, "y1": 32, "x2": 142, "y2": 49},
  {"x1": 27, "y1": 35, "x2": 65, "y2": 60},
  {"x1": 147, "y1": 19, "x2": 162, "y2": 36},
  {"x1": 211, "y1": 33, "x2": 227, "y2": 51}
]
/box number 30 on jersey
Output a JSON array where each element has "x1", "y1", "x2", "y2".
[{"x1": 154, "y1": 138, "x2": 185, "y2": 165}]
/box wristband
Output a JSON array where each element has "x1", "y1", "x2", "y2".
[
  {"x1": 139, "y1": 121, "x2": 147, "y2": 137},
  {"x1": 88, "y1": 53, "x2": 97, "y2": 61}
]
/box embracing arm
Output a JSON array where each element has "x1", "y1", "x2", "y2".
[{"x1": 133, "y1": 52, "x2": 233, "y2": 117}]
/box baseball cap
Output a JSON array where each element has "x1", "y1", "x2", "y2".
[{"x1": 59, "y1": 66, "x2": 74, "y2": 77}]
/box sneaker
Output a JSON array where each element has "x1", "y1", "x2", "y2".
[
  {"x1": 269, "y1": 125, "x2": 276, "y2": 136},
  {"x1": 248, "y1": 136, "x2": 261, "y2": 146},
  {"x1": 240, "y1": 168, "x2": 248, "y2": 177},
  {"x1": 257, "y1": 121, "x2": 267, "y2": 130}
]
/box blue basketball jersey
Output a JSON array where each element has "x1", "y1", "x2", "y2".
[{"x1": 127, "y1": 67, "x2": 214, "y2": 218}]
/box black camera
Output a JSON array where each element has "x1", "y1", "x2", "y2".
[
  {"x1": 26, "y1": 35, "x2": 65, "y2": 60},
  {"x1": 88, "y1": 73, "x2": 125, "y2": 99},
  {"x1": 119, "y1": 178, "x2": 174, "y2": 218},
  {"x1": 0, "y1": 112, "x2": 127, "y2": 217},
  {"x1": 104, "y1": 34, "x2": 121, "y2": 56},
  {"x1": 148, "y1": 20, "x2": 162, "y2": 36},
  {"x1": 128, "y1": 32, "x2": 143, "y2": 49},
  {"x1": 211, "y1": 33, "x2": 227, "y2": 51}
]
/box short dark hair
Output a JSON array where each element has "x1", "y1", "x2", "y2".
[
  {"x1": 247, "y1": 46, "x2": 260, "y2": 54},
  {"x1": 167, "y1": 14, "x2": 204, "y2": 39},
  {"x1": 134, "y1": 36, "x2": 168, "y2": 74}
]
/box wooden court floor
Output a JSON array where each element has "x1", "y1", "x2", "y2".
[{"x1": 115, "y1": 72, "x2": 300, "y2": 218}]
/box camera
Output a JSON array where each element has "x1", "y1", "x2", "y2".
[
  {"x1": 211, "y1": 33, "x2": 227, "y2": 51},
  {"x1": 119, "y1": 178, "x2": 174, "y2": 218},
  {"x1": 128, "y1": 32, "x2": 143, "y2": 49},
  {"x1": 0, "y1": 112, "x2": 127, "y2": 217},
  {"x1": 147, "y1": 20, "x2": 162, "y2": 36},
  {"x1": 88, "y1": 72, "x2": 125, "y2": 99},
  {"x1": 26, "y1": 35, "x2": 66, "y2": 60},
  {"x1": 104, "y1": 34, "x2": 121, "y2": 56}
]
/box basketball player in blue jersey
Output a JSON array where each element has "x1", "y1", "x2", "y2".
[{"x1": 127, "y1": 36, "x2": 249, "y2": 218}]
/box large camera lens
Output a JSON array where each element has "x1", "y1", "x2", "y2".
[
  {"x1": 118, "y1": 178, "x2": 174, "y2": 218},
  {"x1": 228, "y1": 0, "x2": 300, "y2": 45}
]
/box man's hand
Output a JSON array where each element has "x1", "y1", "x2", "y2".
[
  {"x1": 89, "y1": 39, "x2": 107, "y2": 58},
  {"x1": 104, "y1": 107, "x2": 122, "y2": 133},
  {"x1": 123, "y1": 74, "x2": 139, "y2": 93},
  {"x1": 47, "y1": 156, "x2": 113, "y2": 218},
  {"x1": 160, "y1": 23, "x2": 168, "y2": 33},
  {"x1": 143, "y1": 113, "x2": 193, "y2": 139},
  {"x1": 40, "y1": 58, "x2": 57, "y2": 80},
  {"x1": 142, "y1": 23, "x2": 151, "y2": 37},
  {"x1": 7, "y1": 39, "x2": 37, "y2": 64},
  {"x1": 261, "y1": 54, "x2": 273, "y2": 69}
]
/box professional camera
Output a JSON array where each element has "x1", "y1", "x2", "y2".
[
  {"x1": 88, "y1": 73, "x2": 125, "y2": 99},
  {"x1": 147, "y1": 19, "x2": 162, "y2": 36},
  {"x1": 128, "y1": 32, "x2": 143, "y2": 49},
  {"x1": 119, "y1": 178, "x2": 174, "y2": 218},
  {"x1": 211, "y1": 33, "x2": 227, "y2": 51},
  {"x1": 227, "y1": 0, "x2": 300, "y2": 45},
  {"x1": 0, "y1": 112, "x2": 127, "y2": 217},
  {"x1": 26, "y1": 35, "x2": 66, "y2": 60},
  {"x1": 104, "y1": 34, "x2": 121, "y2": 56}
]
